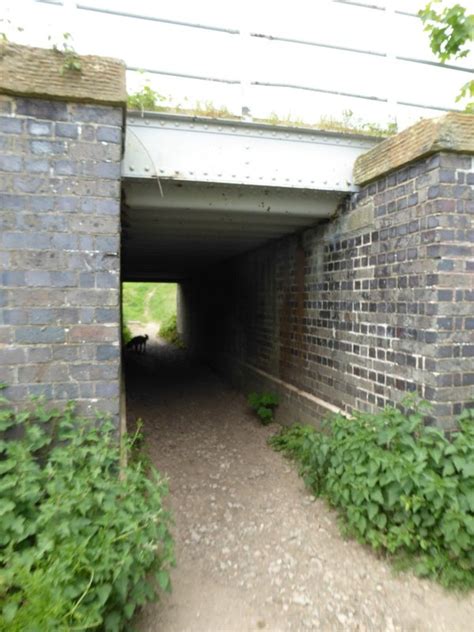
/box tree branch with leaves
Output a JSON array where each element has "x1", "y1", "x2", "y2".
[{"x1": 419, "y1": 1, "x2": 474, "y2": 112}]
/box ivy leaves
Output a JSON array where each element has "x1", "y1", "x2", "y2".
[{"x1": 269, "y1": 400, "x2": 474, "y2": 590}]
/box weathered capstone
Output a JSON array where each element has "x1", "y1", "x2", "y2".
[
  {"x1": 354, "y1": 112, "x2": 474, "y2": 185},
  {"x1": 0, "y1": 43, "x2": 126, "y2": 105}
]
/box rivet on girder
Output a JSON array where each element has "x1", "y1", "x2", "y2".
[
  {"x1": 144, "y1": 167, "x2": 150, "y2": 172},
  {"x1": 129, "y1": 166, "x2": 134, "y2": 171}
]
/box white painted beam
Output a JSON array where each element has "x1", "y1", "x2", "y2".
[{"x1": 123, "y1": 112, "x2": 380, "y2": 192}]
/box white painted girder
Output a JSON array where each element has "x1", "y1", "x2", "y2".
[{"x1": 123, "y1": 112, "x2": 380, "y2": 192}]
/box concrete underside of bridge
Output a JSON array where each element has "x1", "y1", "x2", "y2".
[{"x1": 122, "y1": 180, "x2": 343, "y2": 281}]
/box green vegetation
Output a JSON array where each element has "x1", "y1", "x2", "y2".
[
  {"x1": 122, "y1": 283, "x2": 177, "y2": 326},
  {"x1": 0, "y1": 388, "x2": 174, "y2": 630},
  {"x1": 127, "y1": 82, "x2": 165, "y2": 113},
  {"x1": 127, "y1": 87, "x2": 239, "y2": 120},
  {"x1": 127, "y1": 73, "x2": 396, "y2": 137},
  {"x1": 269, "y1": 398, "x2": 474, "y2": 590},
  {"x1": 49, "y1": 32, "x2": 82, "y2": 74},
  {"x1": 122, "y1": 322, "x2": 133, "y2": 345},
  {"x1": 159, "y1": 315, "x2": 184, "y2": 348},
  {"x1": 127, "y1": 89, "x2": 397, "y2": 137},
  {"x1": 248, "y1": 392, "x2": 279, "y2": 425},
  {"x1": 419, "y1": 1, "x2": 474, "y2": 111},
  {"x1": 258, "y1": 109, "x2": 398, "y2": 137},
  {"x1": 122, "y1": 283, "x2": 183, "y2": 346}
]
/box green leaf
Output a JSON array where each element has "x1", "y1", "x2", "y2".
[
  {"x1": 0, "y1": 499, "x2": 15, "y2": 516},
  {"x1": 367, "y1": 502, "x2": 378, "y2": 520},
  {"x1": 124, "y1": 602, "x2": 136, "y2": 619},
  {"x1": 371, "y1": 489, "x2": 384, "y2": 505},
  {"x1": 96, "y1": 583, "x2": 112, "y2": 605},
  {"x1": 156, "y1": 569, "x2": 170, "y2": 591},
  {"x1": 376, "y1": 513, "x2": 387, "y2": 530}
]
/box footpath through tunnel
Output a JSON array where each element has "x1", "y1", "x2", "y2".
[
  {"x1": 119, "y1": 112, "x2": 474, "y2": 631},
  {"x1": 124, "y1": 339, "x2": 474, "y2": 632}
]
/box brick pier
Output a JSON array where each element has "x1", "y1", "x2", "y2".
[{"x1": 0, "y1": 44, "x2": 125, "y2": 418}]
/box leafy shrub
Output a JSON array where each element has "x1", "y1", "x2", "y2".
[
  {"x1": 122, "y1": 321, "x2": 133, "y2": 344},
  {"x1": 127, "y1": 84, "x2": 165, "y2": 113},
  {"x1": 248, "y1": 392, "x2": 279, "y2": 425},
  {"x1": 269, "y1": 399, "x2": 474, "y2": 589},
  {"x1": 159, "y1": 315, "x2": 184, "y2": 348},
  {"x1": 0, "y1": 389, "x2": 174, "y2": 630}
]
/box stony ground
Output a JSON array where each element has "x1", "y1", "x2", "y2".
[{"x1": 125, "y1": 338, "x2": 474, "y2": 632}]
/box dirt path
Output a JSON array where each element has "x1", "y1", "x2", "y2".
[{"x1": 126, "y1": 342, "x2": 474, "y2": 632}]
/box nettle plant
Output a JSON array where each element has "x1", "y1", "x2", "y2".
[
  {"x1": 248, "y1": 392, "x2": 279, "y2": 425},
  {"x1": 0, "y1": 387, "x2": 174, "y2": 631},
  {"x1": 269, "y1": 396, "x2": 474, "y2": 590}
]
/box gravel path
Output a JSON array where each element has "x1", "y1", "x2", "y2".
[{"x1": 126, "y1": 340, "x2": 474, "y2": 632}]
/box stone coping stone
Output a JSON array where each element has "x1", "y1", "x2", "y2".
[
  {"x1": 354, "y1": 112, "x2": 474, "y2": 185},
  {"x1": 0, "y1": 43, "x2": 126, "y2": 106}
]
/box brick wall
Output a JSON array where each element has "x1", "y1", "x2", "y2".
[
  {"x1": 0, "y1": 94, "x2": 123, "y2": 418},
  {"x1": 188, "y1": 151, "x2": 474, "y2": 429}
]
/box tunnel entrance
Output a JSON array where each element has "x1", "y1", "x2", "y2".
[
  {"x1": 120, "y1": 111, "x2": 383, "y2": 425},
  {"x1": 120, "y1": 171, "x2": 343, "y2": 429}
]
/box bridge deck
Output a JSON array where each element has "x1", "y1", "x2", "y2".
[
  {"x1": 123, "y1": 112, "x2": 380, "y2": 193},
  {"x1": 121, "y1": 113, "x2": 381, "y2": 280}
]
